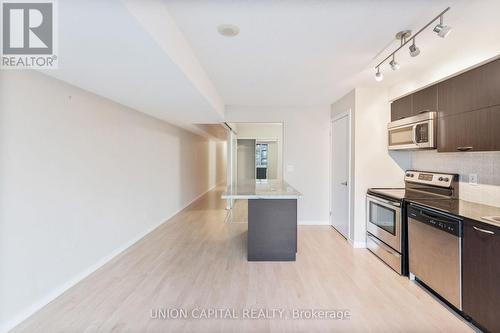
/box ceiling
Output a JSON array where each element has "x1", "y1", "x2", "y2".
[
  {"x1": 41, "y1": 0, "x2": 224, "y2": 131},
  {"x1": 164, "y1": 0, "x2": 459, "y2": 106},
  {"x1": 40, "y1": 0, "x2": 498, "y2": 132},
  {"x1": 194, "y1": 124, "x2": 228, "y2": 140}
]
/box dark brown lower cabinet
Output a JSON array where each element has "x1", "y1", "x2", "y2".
[
  {"x1": 438, "y1": 105, "x2": 500, "y2": 152},
  {"x1": 463, "y1": 221, "x2": 500, "y2": 333}
]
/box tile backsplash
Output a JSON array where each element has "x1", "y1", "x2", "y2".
[{"x1": 410, "y1": 150, "x2": 500, "y2": 207}]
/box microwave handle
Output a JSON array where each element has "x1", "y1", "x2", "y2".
[{"x1": 412, "y1": 124, "x2": 418, "y2": 145}]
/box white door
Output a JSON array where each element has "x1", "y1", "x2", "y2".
[{"x1": 331, "y1": 113, "x2": 350, "y2": 239}]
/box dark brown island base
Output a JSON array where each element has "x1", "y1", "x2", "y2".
[{"x1": 222, "y1": 180, "x2": 302, "y2": 261}]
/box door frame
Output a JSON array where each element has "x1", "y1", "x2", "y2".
[{"x1": 329, "y1": 109, "x2": 353, "y2": 242}]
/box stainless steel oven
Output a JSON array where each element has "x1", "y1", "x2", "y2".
[
  {"x1": 366, "y1": 194, "x2": 401, "y2": 252},
  {"x1": 388, "y1": 112, "x2": 436, "y2": 150}
]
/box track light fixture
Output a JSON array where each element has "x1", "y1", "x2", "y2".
[
  {"x1": 409, "y1": 39, "x2": 420, "y2": 57},
  {"x1": 375, "y1": 67, "x2": 383, "y2": 82},
  {"x1": 390, "y1": 54, "x2": 400, "y2": 70},
  {"x1": 374, "y1": 7, "x2": 451, "y2": 82},
  {"x1": 433, "y1": 15, "x2": 452, "y2": 38}
]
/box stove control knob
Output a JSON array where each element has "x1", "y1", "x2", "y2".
[
  {"x1": 443, "y1": 177, "x2": 450, "y2": 182},
  {"x1": 406, "y1": 173, "x2": 411, "y2": 177},
  {"x1": 438, "y1": 177, "x2": 444, "y2": 181}
]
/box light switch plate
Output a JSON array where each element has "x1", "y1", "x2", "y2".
[
  {"x1": 469, "y1": 173, "x2": 478, "y2": 185},
  {"x1": 286, "y1": 165, "x2": 294, "y2": 172}
]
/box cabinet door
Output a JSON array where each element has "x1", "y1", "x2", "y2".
[
  {"x1": 463, "y1": 221, "x2": 500, "y2": 333},
  {"x1": 437, "y1": 69, "x2": 481, "y2": 118},
  {"x1": 477, "y1": 58, "x2": 500, "y2": 109},
  {"x1": 437, "y1": 58, "x2": 500, "y2": 118},
  {"x1": 412, "y1": 85, "x2": 437, "y2": 115},
  {"x1": 437, "y1": 106, "x2": 500, "y2": 152},
  {"x1": 391, "y1": 95, "x2": 413, "y2": 121}
]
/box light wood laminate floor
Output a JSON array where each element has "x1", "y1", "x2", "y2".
[{"x1": 13, "y1": 187, "x2": 474, "y2": 332}]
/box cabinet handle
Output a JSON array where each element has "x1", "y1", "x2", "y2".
[
  {"x1": 457, "y1": 146, "x2": 473, "y2": 151},
  {"x1": 473, "y1": 226, "x2": 495, "y2": 235},
  {"x1": 418, "y1": 110, "x2": 430, "y2": 114}
]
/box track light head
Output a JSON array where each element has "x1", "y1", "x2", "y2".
[
  {"x1": 375, "y1": 67, "x2": 383, "y2": 82},
  {"x1": 409, "y1": 39, "x2": 420, "y2": 57},
  {"x1": 433, "y1": 24, "x2": 452, "y2": 38},
  {"x1": 434, "y1": 15, "x2": 452, "y2": 38},
  {"x1": 390, "y1": 55, "x2": 400, "y2": 71}
]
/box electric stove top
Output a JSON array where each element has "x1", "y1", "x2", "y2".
[
  {"x1": 367, "y1": 187, "x2": 455, "y2": 202},
  {"x1": 367, "y1": 188, "x2": 406, "y2": 201},
  {"x1": 369, "y1": 170, "x2": 460, "y2": 203}
]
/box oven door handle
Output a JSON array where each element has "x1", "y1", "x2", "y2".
[
  {"x1": 367, "y1": 194, "x2": 401, "y2": 207},
  {"x1": 367, "y1": 234, "x2": 400, "y2": 256}
]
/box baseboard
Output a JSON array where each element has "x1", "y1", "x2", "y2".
[
  {"x1": 298, "y1": 220, "x2": 330, "y2": 225},
  {"x1": 350, "y1": 240, "x2": 367, "y2": 248},
  {"x1": 0, "y1": 185, "x2": 217, "y2": 333}
]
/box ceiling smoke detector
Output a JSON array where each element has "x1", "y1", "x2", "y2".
[{"x1": 217, "y1": 24, "x2": 240, "y2": 37}]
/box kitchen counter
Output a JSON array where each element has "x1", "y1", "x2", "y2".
[
  {"x1": 408, "y1": 198, "x2": 500, "y2": 228},
  {"x1": 222, "y1": 179, "x2": 301, "y2": 261},
  {"x1": 221, "y1": 179, "x2": 302, "y2": 200}
]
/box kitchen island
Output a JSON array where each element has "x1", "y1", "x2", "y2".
[{"x1": 221, "y1": 180, "x2": 302, "y2": 261}]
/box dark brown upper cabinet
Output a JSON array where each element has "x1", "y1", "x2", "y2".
[
  {"x1": 391, "y1": 85, "x2": 437, "y2": 121},
  {"x1": 412, "y1": 85, "x2": 437, "y2": 115},
  {"x1": 437, "y1": 58, "x2": 500, "y2": 118},
  {"x1": 463, "y1": 220, "x2": 500, "y2": 333},
  {"x1": 437, "y1": 105, "x2": 500, "y2": 152},
  {"x1": 477, "y1": 58, "x2": 500, "y2": 109},
  {"x1": 390, "y1": 94, "x2": 412, "y2": 121},
  {"x1": 391, "y1": 58, "x2": 500, "y2": 152},
  {"x1": 437, "y1": 68, "x2": 481, "y2": 118}
]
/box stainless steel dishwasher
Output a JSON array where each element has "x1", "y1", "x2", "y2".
[{"x1": 407, "y1": 203, "x2": 463, "y2": 310}]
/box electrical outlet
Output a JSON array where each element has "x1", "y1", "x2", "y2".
[{"x1": 469, "y1": 173, "x2": 478, "y2": 185}]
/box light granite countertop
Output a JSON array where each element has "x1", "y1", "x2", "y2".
[{"x1": 221, "y1": 180, "x2": 302, "y2": 200}]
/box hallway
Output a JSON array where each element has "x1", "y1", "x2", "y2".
[{"x1": 13, "y1": 188, "x2": 473, "y2": 332}]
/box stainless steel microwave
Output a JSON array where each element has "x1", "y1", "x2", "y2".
[{"x1": 388, "y1": 112, "x2": 437, "y2": 150}]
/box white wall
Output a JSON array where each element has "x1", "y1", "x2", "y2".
[
  {"x1": 353, "y1": 87, "x2": 410, "y2": 246},
  {"x1": 266, "y1": 141, "x2": 278, "y2": 179},
  {"x1": 226, "y1": 106, "x2": 330, "y2": 225},
  {"x1": 215, "y1": 141, "x2": 227, "y2": 186},
  {"x1": 331, "y1": 88, "x2": 411, "y2": 247},
  {"x1": 0, "y1": 71, "x2": 226, "y2": 332},
  {"x1": 233, "y1": 123, "x2": 283, "y2": 180}
]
